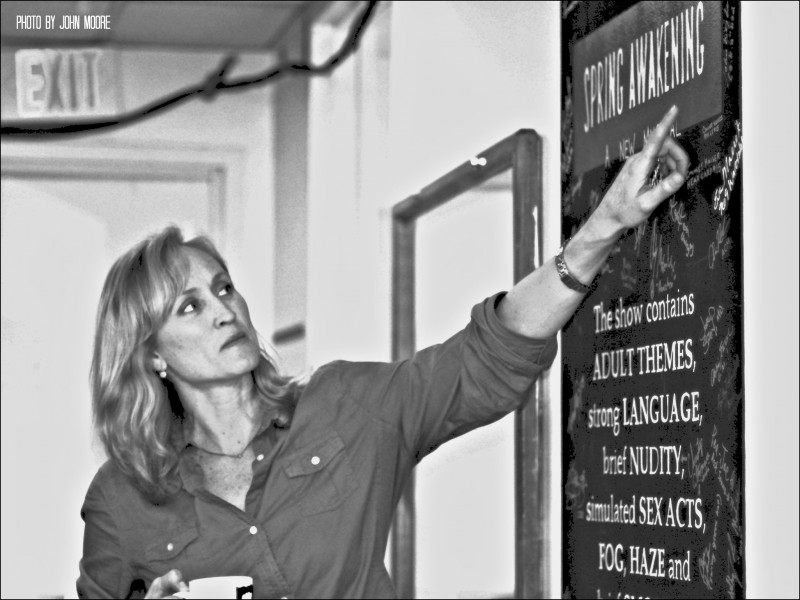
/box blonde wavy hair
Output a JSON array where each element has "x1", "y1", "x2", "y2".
[{"x1": 91, "y1": 226, "x2": 297, "y2": 501}]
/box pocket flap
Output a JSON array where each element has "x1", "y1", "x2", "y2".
[
  {"x1": 145, "y1": 526, "x2": 200, "y2": 560},
  {"x1": 282, "y1": 434, "x2": 345, "y2": 478}
]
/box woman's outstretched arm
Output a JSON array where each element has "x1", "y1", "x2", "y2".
[{"x1": 498, "y1": 105, "x2": 689, "y2": 338}]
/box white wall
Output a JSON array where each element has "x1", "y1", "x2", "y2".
[
  {"x1": 1, "y1": 48, "x2": 277, "y2": 599},
  {"x1": 306, "y1": 1, "x2": 393, "y2": 370},
  {"x1": 742, "y1": 2, "x2": 800, "y2": 598}
]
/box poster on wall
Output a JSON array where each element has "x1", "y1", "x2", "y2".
[{"x1": 560, "y1": 1, "x2": 743, "y2": 598}]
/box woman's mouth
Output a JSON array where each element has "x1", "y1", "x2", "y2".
[{"x1": 220, "y1": 332, "x2": 247, "y2": 350}]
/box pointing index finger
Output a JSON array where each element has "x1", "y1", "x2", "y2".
[{"x1": 642, "y1": 105, "x2": 679, "y2": 161}]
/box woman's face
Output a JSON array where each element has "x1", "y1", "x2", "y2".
[{"x1": 152, "y1": 246, "x2": 260, "y2": 387}]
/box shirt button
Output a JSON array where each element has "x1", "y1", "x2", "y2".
[
  {"x1": 256, "y1": 454, "x2": 264, "y2": 461},
  {"x1": 250, "y1": 525, "x2": 258, "y2": 535},
  {"x1": 166, "y1": 542, "x2": 174, "y2": 551},
  {"x1": 310, "y1": 455, "x2": 321, "y2": 466}
]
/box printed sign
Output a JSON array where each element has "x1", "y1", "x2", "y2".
[
  {"x1": 572, "y1": 1, "x2": 722, "y2": 172},
  {"x1": 561, "y1": 2, "x2": 743, "y2": 598}
]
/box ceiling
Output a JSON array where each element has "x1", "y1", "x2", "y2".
[{"x1": 1, "y1": 1, "x2": 326, "y2": 52}]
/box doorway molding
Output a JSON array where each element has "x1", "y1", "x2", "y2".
[{"x1": 1, "y1": 140, "x2": 245, "y2": 245}]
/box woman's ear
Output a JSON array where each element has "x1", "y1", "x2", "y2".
[{"x1": 151, "y1": 352, "x2": 166, "y2": 374}]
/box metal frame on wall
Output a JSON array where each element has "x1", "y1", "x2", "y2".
[{"x1": 390, "y1": 129, "x2": 548, "y2": 598}]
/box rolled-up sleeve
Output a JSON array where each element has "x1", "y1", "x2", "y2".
[
  {"x1": 327, "y1": 292, "x2": 558, "y2": 462},
  {"x1": 77, "y1": 471, "x2": 129, "y2": 599}
]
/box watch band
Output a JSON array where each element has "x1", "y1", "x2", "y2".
[{"x1": 556, "y1": 241, "x2": 594, "y2": 294}]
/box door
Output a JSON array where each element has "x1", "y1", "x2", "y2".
[{"x1": 0, "y1": 153, "x2": 224, "y2": 599}]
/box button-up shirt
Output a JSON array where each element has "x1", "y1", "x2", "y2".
[{"x1": 77, "y1": 293, "x2": 557, "y2": 598}]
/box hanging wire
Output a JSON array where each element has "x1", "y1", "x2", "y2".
[{"x1": 1, "y1": 1, "x2": 380, "y2": 138}]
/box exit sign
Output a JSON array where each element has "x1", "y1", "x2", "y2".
[{"x1": 1, "y1": 47, "x2": 120, "y2": 120}]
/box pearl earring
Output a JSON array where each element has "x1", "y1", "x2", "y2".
[{"x1": 158, "y1": 369, "x2": 167, "y2": 379}]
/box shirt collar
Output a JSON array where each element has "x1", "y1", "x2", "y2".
[{"x1": 175, "y1": 410, "x2": 286, "y2": 494}]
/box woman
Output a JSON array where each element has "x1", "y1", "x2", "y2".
[{"x1": 78, "y1": 107, "x2": 687, "y2": 599}]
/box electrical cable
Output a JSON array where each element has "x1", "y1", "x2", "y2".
[{"x1": 1, "y1": 1, "x2": 379, "y2": 138}]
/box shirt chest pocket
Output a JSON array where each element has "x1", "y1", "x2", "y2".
[
  {"x1": 144, "y1": 525, "x2": 209, "y2": 571},
  {"x1": 281, "y1": 433, "x2": 358, "y2": 517}
]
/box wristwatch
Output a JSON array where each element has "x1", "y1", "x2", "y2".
[{"x1": 556, "y1": 240, "x2": 594, "y2": 294}]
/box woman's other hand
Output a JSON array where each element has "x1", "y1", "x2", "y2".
[{"x1": 144, "y1": 568, "x2": 190, "y2": 599}]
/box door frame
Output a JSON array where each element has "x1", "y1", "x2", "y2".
[
  {"x1": 390, "y1": 129, "x2": 549, "y2": 598},
  {"x1": 1, "y1": 140, "x2": 244, "y2": 246}
]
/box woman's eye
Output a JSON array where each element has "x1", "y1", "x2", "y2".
[
  {"x1": 180, "y1": 300, "x2": 198, "y2": 314},
  {"x1": 218, "y1": 283, "x2": 234, "y2": 296}
]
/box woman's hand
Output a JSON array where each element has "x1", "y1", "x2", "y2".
[
  {"x1": 144, "y1": 568, "x2": 190, "y2": 599},
  {"x1": 592, "y1": 104, "x2": 689, "y2": 235}
]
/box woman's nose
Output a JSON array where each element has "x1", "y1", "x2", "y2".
[{"x1": 212, "y1": 296, "x2": 236, "y2": 327}]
